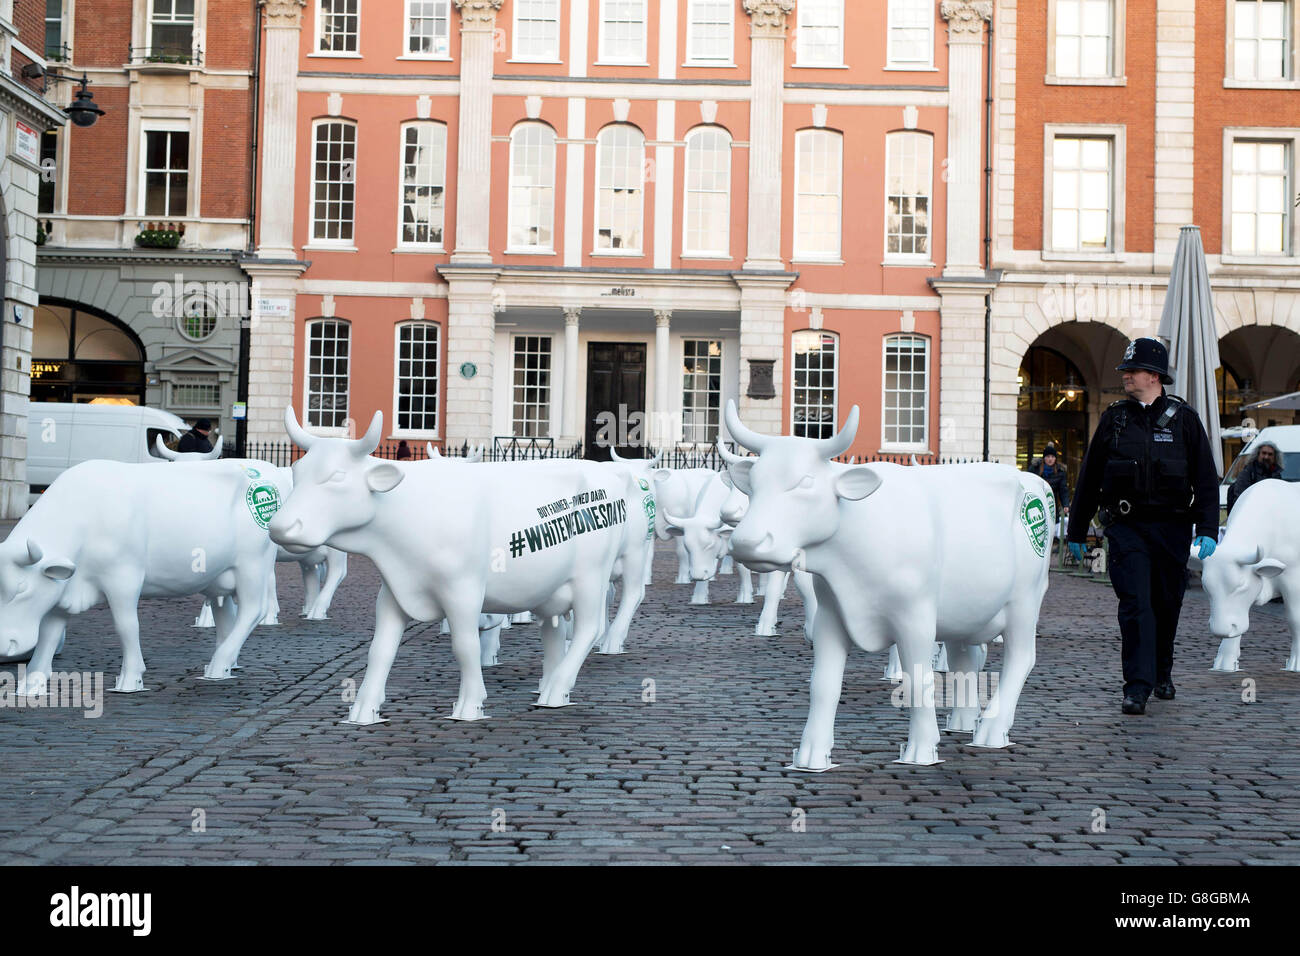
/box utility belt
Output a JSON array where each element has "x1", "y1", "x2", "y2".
[{"x1": 1097, "y1": 500, "x2": 1190, "y2": 527}]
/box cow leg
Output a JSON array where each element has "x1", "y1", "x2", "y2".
[
  {"x1": 719, "y1": 553, "x2": 734, "y2": 575},
  {"x1": 104, "y1": 585, "x2": 147, "y2": 692},
  {"x1": 674, "y1": 539, "x2": 690, "y2": 584},
  {"x1": 894, "y1": 622, "x2": 943, "y2": 765},
  {"x1": 261, "y1": 567, "x2": 281, "y2": 626},
  {"x1": 690, "y1": 580, "x2": 710, "y2": 604},
  {"x1": 299, "y1": 560, "x2": 322, "y2": 617},
  {"x1": 446, "y1": 603, "x2": 489, "y2": 720},
  {"x1": 973, "y1": 606, "x2": 1038, "y2": 749},
  {"x1": 1282, "y1": 598, "x2": 1300, "y2": 672},
  {"x1": 642, "y1": 537, "x2": 654, "y2": 587},
  {"x1": 756, "y1": 571, "x2": 787, "y2": 636},
  {"x1": 943, "y1": 641, "x2": 987, "y2": 733},
  {"x1": 204, "y1": 561, "x2": 272, "y2": 680},
  {"x1": 791, "y1": 600, "x2": 850, "y2": 772},
  {"x1": 479, "y1": 616, "x2": 503, "y2": 667},
  {"x1": 735, "y1": 564, "x2": 754, "y2": 604},
  {"x1": 538, "y1": 582, "x2": 607, "y2": 708},
  {"x1": 310, "y1": 551, "x2": 348, "y2": 619},
  {"x1": 193, "y1": 599, "x2": 215, "y2": 628},
  {"x1": 17, "y1": 612, "x2": 67, "y2": 697},
  {"x1": 537, "y1": 615, "x2": 566, "y2": 693},
  {"x1": 347, "y1": 582, "x2": 410, "y2": 724},
  {"x1": 1210, "y1": 636, "x2": 1242, "y2": 672},
  {"x1": 793, "y1": 570, "x2": 818, "y2": 644},
  {"x1": 595, "y1": 557, "x2": 648, "y2": 658}
]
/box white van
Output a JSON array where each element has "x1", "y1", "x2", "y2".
[
  {"x1": 26, "y1": 403, "x2": 189, "y2": 503},
  {"x1": 1220, "y1": 424, "x2": 1300, "y2": 509}
]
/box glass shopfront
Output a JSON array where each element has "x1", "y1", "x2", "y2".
[{"x1": 31, "y1": 301, "x2": 146, "y2": 404}]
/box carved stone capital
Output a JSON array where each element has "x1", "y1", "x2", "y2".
[
  {"x1": 454, "y1": 0, "x2": 504, "y2": 30},
  {"x1": 743, "y1": 0, "x2": 796, "y2": 38},
  {"x1": 563, "y1": 306, "x2": 582, "y2": 326},
  {"x1": 940, "y1": 0, "x2": 993, "y2": 41},
  {"x1": 654, "y1": 309, "x2": 673, "y2": 328},
  {"x1": 259, "y1": 0, "x2": 306, "y2": 28}
]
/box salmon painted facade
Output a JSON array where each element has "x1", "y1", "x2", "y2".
[{"x1": 247, "y1": 0, "x2": 995, "y2": 460}]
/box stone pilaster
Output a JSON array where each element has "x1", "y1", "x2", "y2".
[
  {"x1": 1154, "y1": 0, "x2": 1196, "y2": 267},
  {"x1": 741, "y1": 1, "x2": 793, "y2": 271},
  {"x1": 452, "y1": 0, "x2": 504, "y2": 263},
  {"x1": 939, "y1": 0, "x2": 993, "y2": 278},
  {"x1": 933, "y1": 276, "x2": 998, "y2": 460},
  {"x1": 442, "y1": 269, "x2": 499, "y2": 446},
  {"x1": 734, "y1": 273, "x2": 796, "y2": 439},
  {"x1": 562, "y1": 307, "x2": 580, "y2": 441},
  {"x1": 654, "y1": 310, "x2": 671, "y2": 445}
]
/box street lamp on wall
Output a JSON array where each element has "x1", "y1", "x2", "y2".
[{"x1": 19, "y1": 63, "x2": 104, "y2": 127}]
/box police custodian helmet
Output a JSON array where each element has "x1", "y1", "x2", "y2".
[{"x1": 1116, "y1": 337, "x2": 1173, "y2": 386}]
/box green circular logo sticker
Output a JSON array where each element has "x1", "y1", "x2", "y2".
[
  {"x1": 460, "y1": 362, "x2": 478, "y2": 379},
  {"x1": 246, "y1": 482, "x2": 282, "y2": 529},
  {"x1": 637, "y1": 478, "x2": 650, "y2": 491},
  {"x1": 1020, "y1": 492, "x2": 1048, "y2": 558},
  {"x1": 642, "y1": 494, "x2": 656, "y2": 539}
]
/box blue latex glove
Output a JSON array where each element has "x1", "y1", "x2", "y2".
[
  {"x1": 1068, "y1": 542, "x2": 1086, "y2": 562},
  {"x1": 1194, "y1": 536, "x2": 1217, "y2": 561}
]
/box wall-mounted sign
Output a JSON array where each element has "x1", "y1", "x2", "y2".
[
  {"x1": 14, "y1": 120, "x2": 39, "y2": 166},
  {"x1": 30, "y1": 361, "x2": 65, "y2": 380},
  {"x1": 256, "y1": 297, "x2": 292, "y2": 317},
  {"x1": 600, "y1": 287, "x2": 636, "y2": 297},
  {"x1": 459, "y1": 362, "x2": 478, "y2": 379},
  {"x1": 231, "y1": 401, "x2": 248, "y2": 420}
]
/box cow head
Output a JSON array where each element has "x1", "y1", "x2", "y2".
[
  {"x1": 0, "y1": 538, "x2": 76, "y2": 657},
  {"x1": 1203, "y1": 544, "x2": 1285, "y2": 639},
  {"x1": 268, "y1": 407, "x2": 405, "y2": 552},
  {"x1": 660, "y1": 477, "x2": 730, "y2": 581},
  {"x1": 723, "y1": 400, "x2": 878, "y2": 572}
]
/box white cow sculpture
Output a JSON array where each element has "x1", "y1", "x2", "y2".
[
  {"x1": 0, "y1": 458, "x2": 284, "y2": 695},
  {"x1": 268, "y1": 408, "x2": 650, "y2": 722},
  {"x1": 722, "y1": 400, "x2": 1051, "y2": 767},
  {"x1": 608, "y1": 447, "x2": 664, "y2": 587},
  {"x1": 1203, "y1": 478, "x2": 1300, "y2": 672},
  {"x1": 153, "y1": 436, "x2": 349, "y2": 624}
]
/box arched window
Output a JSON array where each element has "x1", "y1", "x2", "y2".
[
  {"x1": 883, "y1": 334, "x2": 930, "y2": 449},
  {"x1": 792, "y1": 330, "x2": 838, "y2": 438},
  {"x1": 395, "y1": 321, "x2": 440, "y2": 435},
  {"x1": 683, "y1": 126, "x2": 732, "y2": 257},
  {"x1": 31, "y1": 301, "x2": 146, "y2": 405},
  {"x1": 306, "y1": 319, "x2": 351, "y2": 430},
  {"x1": 794, "y1": 129, "x2": 842, "y2": 260},
  {"x1": 311, "y1": 119, "x2": 357, "y2": 242},
  {"x1": 508, "y1": 122, "x2": 557, "y2": 251},
  {"x1": 399, "y1": 121, "x2": 447, "y2": 247},
  {"x1": 595, "y1": 124, "x2": 645, "y2": 253},
  {"x1": 885, "y1": 131, "x2": 933, "y2": 259}
]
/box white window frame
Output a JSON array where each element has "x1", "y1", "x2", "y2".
[
  {"x1": 310, "y1": 118, "x2": 358, "y2": 247},
  {"x1": 883, "y1": 130, "x2": 934, "y2": 264},
  {"x1": 682, "y1": 126, "x2": 732, "y2": 258},
  {"x1": 593, "y1": 123, "x2": 646, "y2": 256},
  {"x1": 314, "y1": 0, "x2": 361, "y2": 57},
  {"x1": 881, "y1": 333, "x2": 930, "y2": 453},
  {"x1": 1226, "y1": 0, "x2": 1299, "y2": 87},
  {"x1": 511, "y1": 334, "x2": 555, "y2": 439},
  {"x1": 46, "y1": 0, "x2": 66, "y2": 58},
  {"x1": 790, "y1": 330, "x2": 840, "y2": 440},
  {"x1": 681, "y1": 338, "x2": 724, "y2": 444},
  {"x1": 507, "y1": 122, "x2": 558, "y2": 253},
  {"x1": 512, "y1": 0, "x2": 562, "y2": 62},
  {"x1": 795, "y1": 0, "x2": 845, "y2": 68},
  {"x1": 886, "y1": 0, "x2": 934, "y2": 70},
  {"x1": 1046, "y1": 0, "x2": 1127, "y2": 85},
  {"x1": 393, "y1": 321, "x2": 441, "y2": 438},
  {"x1": 137, "y1": 120, "x2": 192, "y2": 218},
  {"x1": 304, "y1": 319, "x2": 352, "y2": 436},
  {"x1": 793, "y1": 128, "x2": 843, "y2": 262},
  {"x1": 1041, "y1": 123, "x2": 1127, "y2": 261},
  {"x1": 684, "y1": 0, "x2": 734, "y2": 66},
  {"x1": 597, "y1": 0, "x2": 648, "y2": 65},
  {"x1": 402, "y1": 0, "x2": 451, "y2": 59},
  {"x1": 396, "y1": 120, "x2": 448, "y2": 250},
  {"x1": 147, "y1": 0, "x2": 197, "y2": 60},
  {"x1": 1221, "y1": 128, "x2": 1300, "y2": 264}
]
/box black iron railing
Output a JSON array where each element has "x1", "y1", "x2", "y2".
[{"x1": 128, "y1": 45, "x2": 202, "y2": 66}]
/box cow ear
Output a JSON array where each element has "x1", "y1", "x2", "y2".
[
  {"x1": 366, "y1": 462, "x2": 405, "y2": 494},
  {"x1": 651, "y1": 468, "x2": 673, "y2": 484},
  {"x1": 718, "y1": 470, "x2": 734, "y2": 490},
  {"x1": 1252, "y1": 557, "x2": 1286, "y2": 579},
  {"x1": 42, "y1": 559, "x2": 76, "y2": 581},
  {"x1": 834, "y1": 466, "x2": 883, "y2": 501},
  {"x1": 726, "y1": 459, "x2": 754, "y2": 495}
]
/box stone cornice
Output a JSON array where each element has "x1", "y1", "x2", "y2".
[
  {"x1": 454, "y1": 0, "x2": 504, "y2": 30},
  {"x1": 940, "y1": 0, "x2": 993, "y2": 42},
  {"x1": 259, "y1": 0, "x2": 306, "y2": 28},
  {"x1": 743, "y1": 0, "x2": 795, "y2": 38}
]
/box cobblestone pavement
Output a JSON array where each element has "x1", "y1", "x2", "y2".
[{"x1": 1, "y1": 530, "x2": 1298, "y2": 865}]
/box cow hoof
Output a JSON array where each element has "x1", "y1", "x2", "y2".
[
  {"x1": 341, "y1": 706, "x2": 388, "y2": 726},
  {"x1": 480, "y1": 654, "x2": 499, "y2": 667},
  {"x1": 734, "y1": 596, "x2": 754, "y2": 605},
  {"x1": 199, "y1": 663, "x2": 233, "y2": 681},
  {"x1": 946, "y1": 710, "x2": 978, "y2": 733},
  {"x1": 1283, "y1": 657, "x2": 1300, "y2": 672},
  {"x1": 894, "y1": 741, "x2": 943, "y2": 765},
  {"x1": 111, "y1": 675, "x2": 147, "y2": 693},
  {"x1": 754, "y1": 624, "x2": 777, "y2": 636},
  {"x1": 306, "y1": 612, "x2": 328, "y2": 621},
  {"x1": 260, "y1": 615, "x2": 281, "y2": 626},
  {"x1": 596, "y1": 642, "x2": 626, "y2": 655},
  {"x1": 16, "y1": 673, "x2": 49, "y2": 697},
  {"x1": 788, "y1": 744, "x2": 837, "y2": 772},
  {"x1": 447, "y1": 703, "x2": 488, "y2": 721},
  {"x1": 971, "y1": 723, "x2": 1013, "y2": 749},
  {"x1": 1209, "y1": 659, "x2": 1240, "y2": 673},
  {"x1": 787, "y1": 760, "x2": 840, "y2": 773}
]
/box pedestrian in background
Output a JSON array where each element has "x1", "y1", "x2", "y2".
[
  {"x1": 395, "y1": 440, "x2": 412, "y2": 460},
  {"x1": 1226, "y1": 440, "x2": 1284, "y2": 514},
  {"x1": 1066, "y1": 338, "x2": 1220, "y2": 716},
  {"x1": 178, "y1": 418, "x2": 214, "y2": 454},
  {"x1": 1027, "y1": 443, "x2": 1070, "y2": 518}
]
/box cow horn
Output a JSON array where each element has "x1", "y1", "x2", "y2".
[
  {"x1": 468, "y1": 444, "x2": 485, "y2": 463},
  {"x1": 716, "y1": 442, "x2": 748, "y2": 466},
  {"x1": 661, "y1": 511, "x2": 688, "y2": 529},
  {"x1": 814, "y1": 405, "x2": 860, "y2": 459},
  {"x1": 284, "y1": 405, "x2": 316, "y2": 450},
  {"x1": 22, "y1": 540, "x2": 43, "y2": 567},
  {"x1": 427, "y1": 443, "x2": 441, "y2": 459},
  {"x1": 153, "y1": 435, "x2": 180, "y2": 460},
  {"x1": 354, "y1": 411, "x2": 383, "y2": 457},
  {"x1": 609, "y1": 446, "x2": 627, "y2": 463},
  {"x1": 724, "y1": 400, "x2": 769, "y2": 452},
  {"x1": 202, "y1": 434, "x2": 222, "y2": 460},
  {"x1": 647, "y1": 450, "x2": 663, "y2": 468}
]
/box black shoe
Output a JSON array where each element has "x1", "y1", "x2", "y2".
[
  {"x1": 1122, "y1": 695, "x2": 1147, "y2": 715},
  {"x1": 1153, "y1": 681, "x2": 1175, "y2": 700}
]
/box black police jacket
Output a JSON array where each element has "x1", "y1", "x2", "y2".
[
  {"x1": 1066, "y1": 390, "x2": 1219, "y2": 543},
  {"x1": 177, "y1": 429, "x2": 213, "y2": 454}
]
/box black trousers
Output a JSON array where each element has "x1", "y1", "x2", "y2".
[{"x1": 1104, "y1": 520, "x2": 1195, "y2": 699}]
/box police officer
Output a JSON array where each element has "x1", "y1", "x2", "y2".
[{"x1": 1065, "y1": 338, "x2": 1220, "y2": 715}]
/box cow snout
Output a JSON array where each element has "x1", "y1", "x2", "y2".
[
  {"x1": 5, "y1": 640, "x2": 16, "y2": 657},
  {"x1": 731, "y1": 528, "x2": 775, "y2": 560}
]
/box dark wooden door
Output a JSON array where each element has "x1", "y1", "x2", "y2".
[{"x1": 585, "y1": 342, "x2": 647, "y2": 461}]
